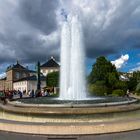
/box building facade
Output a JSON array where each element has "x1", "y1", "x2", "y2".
[
  {"x1": 13, "y1": 75, "x2": 46, "y2": 92},
  {"x1": 0, "y1": 57, "x2": 59, "y2": 91},
  {"x1": 0, "y1": 78, "x2": 6, "y2": 91},
  {"x1": 0, "y1": 61, "x2": 36, "y2": 91},
  {"x1": 40, "y1": 56, "x2": 60, "y2": 76}
]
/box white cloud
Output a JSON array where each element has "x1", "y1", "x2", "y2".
[
  {"x1": 130, "y1": 66, "x2": 140, "y2": 72},
  {"x1": 130, "y1": 62, "x2": 140, "y2": 72},
  {"x1": 136, "y1": 62, "x2": 140, "y2": 65},
  {"x1": 111, "y1": 54, "x2": 129, "y2": 69},
  {"x1": 0, "y1": 72, "x2": 6, "y2": 79}
]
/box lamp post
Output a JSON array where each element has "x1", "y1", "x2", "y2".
[{"x1": 36, "y1": 61, "x2": 41, "y2": 90}]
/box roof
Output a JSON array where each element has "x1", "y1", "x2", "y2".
[
  {"x1": 40, "y1": 57, "x2": 60, "y2": 68},
  {"x1": 28, "y1": 70, "x2": 36, "y2": 73},
  {"x1": 6, "y1": 61, "x2": 35, "y2": 73},
  {"x1": 14, "y1": 75, "x2": 46, "y2": 82},
  {"x1": 119, "y1": 75, "x2": 129, "y2": 81},
  {"x1": 6, "y1": 61, "x2": 26, "y2": 71},
  {"x1": 0, "y1": 77, "x2": 6, "y2": 80}
]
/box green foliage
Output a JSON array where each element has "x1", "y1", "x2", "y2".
[
  {"x1": 88, "y1": 56, "x2": 119, "y2": 84},
  {"x1": 88, "y1": 56, "x2": 120, "y2": 96},
  {"x1": 49, "y1": 92, "x2": 59, "y2": 97},
  {"x1": 114, "y1": 81, "x2": 127, "y2": 92},
  {"x1": 108, "y1": 72, "x2": 118, "y2": 88},
  {"x1": 127, "y1": 71, "x2": 140, "y2": 92},
  {"x1": 127, "y1": 77, "x2": 137, "y2": 91},
  {"x1": 112, "y1": 89, "x2": 125, "y2": 97},
  {"x1": 46, "y1": 71, "x2": 59, "y2": 87},
  {"x1": 94, "y1": 80, "x2": 106, "y2": 86},
  {"x1": 133, "y1": 71, "x2": 140, "y2": 82},
  {"x1": 136, "y1": 82, "x2": 140, "y2": 93},
  {"x1": 136, "y1": 92, "x2": 140, "y2": 96},
  {"x1": 88, "y1": 81, "x2": 108, "y2": 96},
  {"x1": 87, "y1": 56, "x2": 140, "y2": 96}
]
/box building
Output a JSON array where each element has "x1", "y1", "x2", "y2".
[
  {"x1": 13, "y1": 75, "x2": 46, "y2": 92},
  {"x1": 0, "y1": 61, "x2": 45, "y2": 91},
  {"x1": 0, "y1": 77, "x2": 6, "y2": 91},
  {"x1": 40, "y1": 56, "x2": 60, "y2": 76},
  {"x1": 5, "y1": 61, "x2": 36, "y2": 90},
  {"x1": 119, "y1": 72, "x2": 131, "y2": 81},
  {"x1": 0, "y1": 57, "x2": 59, "y2": 91}
]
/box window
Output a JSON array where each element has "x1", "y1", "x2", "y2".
[
  {"x1": 15, "y1": 72, "x2": 20, "y2": 79},
  {"x1": 22, "y1": 73, "x2": 26, "y2": 78}
]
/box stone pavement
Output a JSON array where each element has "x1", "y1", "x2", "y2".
[{"x1": 0, "y1": 129, "x2": 140, "y2": 140}]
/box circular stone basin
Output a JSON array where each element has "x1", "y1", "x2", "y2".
[
  {"x1": 16, "y1": 96, "x2": 138, "y2": 107},
  {"x1": 4, "y1": 96, "x2": 139, "y2": 116}
]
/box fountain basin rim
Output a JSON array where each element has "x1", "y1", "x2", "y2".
[
  {"x1": 9, "y1": 98, "x2": 138, "y2": 108},
  {"x1": 0, "y1": 99, "x2": 140, "y2": 116},
  {"x1": 0, "y1": 97, "x2": 139, "y2": 116}
]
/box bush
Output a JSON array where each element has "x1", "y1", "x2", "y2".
[
  {"x1": 136, "y1": 83, "x2": 140, "y2": 93},
  {"x1": 46, "y1": 71, "x2": 59, "y2": 87},
  {"x1": 136, "y1": 92, "x2": 140, "y2": 96},
  {"x1": 88, "y1": 83, "x2": 108, "y2": 96},
  {"x1": 94, "y1": 80, "x2": 106, "y2": 86},
  {"x1": 114, "y1": 81, "x2": 127, "y2": 92},
  {"x1": 112, "y1": 89, "x2": 125, "y2": 97}
]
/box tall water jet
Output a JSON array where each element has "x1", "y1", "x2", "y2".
[
  {"x1": 60, "y1": 21, "x2": 71, "y2": 99},
  {"x1": 60, "y1": 16, "x2": 86, "y2": 100}
]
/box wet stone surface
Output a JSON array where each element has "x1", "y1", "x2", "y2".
[{"x1": 17, "y1": 96, "x2": 134, "y2": 105}]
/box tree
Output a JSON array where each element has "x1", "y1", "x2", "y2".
[
  {"x1": 108, "y1": 72, "x2": 118, "y2": 89},
  {"x1": 133, "y1": 71, "x2": 140, "y2": 82},
  {"x1": 127, "y1": 71, "x2": 140, "y2": 92},
  {"x1": 114, "y1": 81, "x2": 127, "y2": 92},
  {"x1": 127, "y1": 77, "x2": 137, "y2": 91},
  {"x1": 88, "y1": 81, "x2": 108, "y2": 96},
  {"x1": 88, "y1": 56, "x2": 118, "y2": 84},
  {"x1": 46, "y1": 71, "x2": 59, "y2": 87}
]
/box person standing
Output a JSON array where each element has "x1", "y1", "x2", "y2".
[
  {"x1": 18, "y1": 90, "x2": 23, "y2": 99},
  {"x1": 31, "y1": 90, "x2": 35, "y2": 98}
]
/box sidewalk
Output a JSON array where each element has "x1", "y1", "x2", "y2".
[{"x1": 130, "y1": 94, "x2": 140, "y2": 99}]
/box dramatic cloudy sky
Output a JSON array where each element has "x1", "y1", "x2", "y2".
[{"x1": 0, "y1": 0, "x2": 140, "y2": 75}]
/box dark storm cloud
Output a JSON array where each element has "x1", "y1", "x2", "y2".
[
  {"x1": 0, "y1": 0, "x2": 140, "y2": 72},
  {"x1": 19, "y1": 0, "x2": 59, "y2": 34},
  {"x1": 80, "y1": 0, "x2": 140, "y2": 58},
  {"x1": 60, "y1": 0, "x2": 140, "y2": 58},
  {"x1": 86, "y1": 47, "x2": 116, "y2": 58},
  {"x1": 14, "y1": 33, "x2": 60, "y2": 63},
  {"x1": 0, "y1": 0, "x2": 60, "y2": 67}
]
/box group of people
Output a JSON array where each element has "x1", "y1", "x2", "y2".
[
  {"x1": 0, "y1": 87, "x2": 55, "y2": 101},
  {"x1": 0, "y1": 90, "x2": 25, "y2": 101},
  {"x1": 27, "y1": 89, "x2": 48, "y2": 98}
]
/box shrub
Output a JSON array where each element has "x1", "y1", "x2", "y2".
[
  {"x1": 136, "y1": 92, "x2": 140, "y2": 96},
  {"x1": 114, "y1": 81, "x2": 127, "y2": 92},
  {"x1": 136, "y1": 83, "x2": 140, "y2": 93},
  {"x1": 46, "y1": 71, "x2": 59, "y2": 87},
  {"x1": 94, "y1": 80, "x2": 106, "y2": 86},
  {"x1": 112, "y1": 89, "x2": 125, "y2": 97},
  {"x1": 88, "y1": 84, "x2": 108, "y2": 96}
]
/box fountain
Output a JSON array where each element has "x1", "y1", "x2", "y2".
[
  {"x1": 15, "y1": 15, "x2": 138, "y2": 106},
  {"x1": 60, "y1": 16, "x2": 86, "y2": 100},
  {"x1": 0, "y1": 15, "x2": 139, "y2": 137}
]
